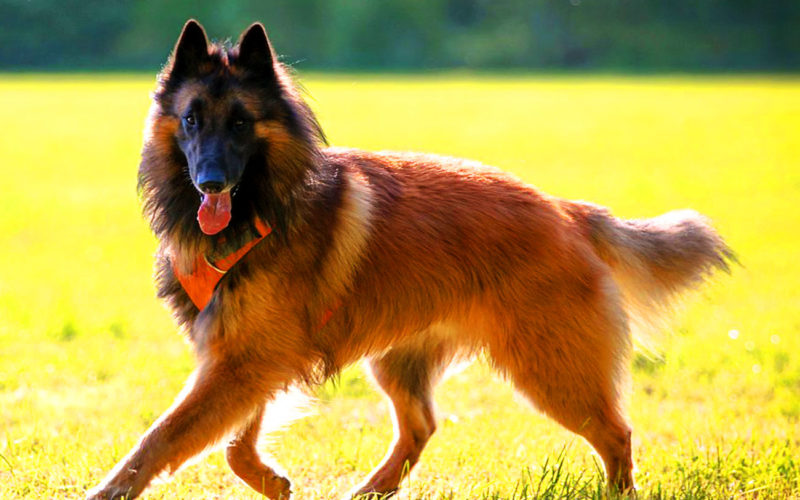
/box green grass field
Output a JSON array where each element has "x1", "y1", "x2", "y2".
[{"x1": 0, "y1": 74, "x2": 798, "y2": 499}]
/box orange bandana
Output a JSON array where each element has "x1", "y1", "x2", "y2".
[
  {"x1": 173, "y1": 218, "x2": 272, "y2": 310},
  {"x1": 172, "y1": 218, "x2": 341, "y2": 330}
]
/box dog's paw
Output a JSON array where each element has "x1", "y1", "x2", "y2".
[
  {"x1": 253, "y1": 472, "x2": 291, "y2": 499},
  {"x1": 85, "y1": 483, "x2": 134, "y2": 500},
  {"x1": 269, "y1": 474, "x2": 292, "y2": 499}
]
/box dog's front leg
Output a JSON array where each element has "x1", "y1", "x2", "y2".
[
  {"x1": 226, "y1": 403, "x2": 292, "y2": 498},
  {"x1": 87, "y1": 357, "x2": 269, "y2": 500}
]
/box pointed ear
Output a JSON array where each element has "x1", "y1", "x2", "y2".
[
  {"x1": 167, "y1": 19, "x2": 210, "y2": 80},
  {"x1": 236, "y1": 23, "x2": 277, "y2": 80}
]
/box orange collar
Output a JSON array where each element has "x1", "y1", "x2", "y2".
[{"x1": 173, "y1": 218, "x2": 272, "y2": 311}]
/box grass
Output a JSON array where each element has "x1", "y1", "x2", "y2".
[{"x1": 0, "y1": 73, "x2": 798, "y2": 499}]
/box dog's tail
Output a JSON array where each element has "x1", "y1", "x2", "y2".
[{"x1": 567, "y1": 201, "x2": 735, "y2": 348}]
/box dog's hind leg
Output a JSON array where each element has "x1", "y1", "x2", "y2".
[
  {"x1": 349, "y1": 334, "x2": 454, "y2": 498},
  {"x1": 226, "y1": 404, "x2": 292, "y2": 498},
  {"x1": 487, "y1": 276, "x2": 635, "y2": 493}
]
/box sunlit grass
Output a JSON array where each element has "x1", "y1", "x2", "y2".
[{"x1": 0, "y1": 74, "x2": 798, "y2": 499}]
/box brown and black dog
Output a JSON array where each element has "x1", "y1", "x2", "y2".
[{"x1": 87, "y1": 20, "x2": 732, "y2": 500}]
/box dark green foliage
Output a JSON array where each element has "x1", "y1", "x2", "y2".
[{"x1": 0, "y1": 1, "x2": 798, "y2": 70}]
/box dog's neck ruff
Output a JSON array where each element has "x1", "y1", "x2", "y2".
[{"x1": 173, "y1": 218, "x2": 272, "y2": 311}]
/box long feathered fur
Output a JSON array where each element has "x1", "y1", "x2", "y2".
[{"x1": 567, "y1": 201, "x2": 734, "y2": 348}]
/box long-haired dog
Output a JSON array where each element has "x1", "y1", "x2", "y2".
[{"x1": 87, "y1": 20, "x2": 732, "y2": 500}]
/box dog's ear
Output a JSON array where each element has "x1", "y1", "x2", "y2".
[
  {"x1": 236, "y1": 23, "x2": 277, "y2": 81},
  {"x1": 166, "y1": 19, "x2": 210, "y2": 81}
]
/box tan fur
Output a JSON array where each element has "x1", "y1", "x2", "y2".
[
  {"x1": 318, "y1": 168, "x2": 375, "y2": 299},
  {"x1": 566, "y1": 202, "x2": 734, "y2": 348},
  {"x1": 173, "y1": 81, "x2": 208, "y2": 115},
  {"x1": 254, "y1": 121, "x2": 295, "y2": 147}
]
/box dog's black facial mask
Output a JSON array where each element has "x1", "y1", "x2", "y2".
[
  {"x1": 164, "y1": 21, "x2": 281, "y2": 235},
  {"x1": 178, "y1": 98, "x2": 254, "y2": 194},
  {"x1": 176, "y1": 97, "x2": 257, "y2": 234}
]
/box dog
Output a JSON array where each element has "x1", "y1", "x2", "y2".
[{"x1": 87, "y1": 20, "x2": 732, "y2": 500}]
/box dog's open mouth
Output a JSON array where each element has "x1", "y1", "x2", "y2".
[{"x1": 197, "y1": 191, "x2": 232, "y2": 235}]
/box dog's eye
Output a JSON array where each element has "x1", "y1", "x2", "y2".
[
  {"x1": 233, "y1": 119, "x2": 247, "y2": 131},
  {"x1": 184, "y1": 114, "x2": 197, "y2": 128}
]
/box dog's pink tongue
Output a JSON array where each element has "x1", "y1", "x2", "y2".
[{"x1": 197, "y1": 192, "x2": 232, "y2": 235}]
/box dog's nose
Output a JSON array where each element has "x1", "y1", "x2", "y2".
[{"x1": 199, "y1": 180, "x2": 225, "y2": 194}]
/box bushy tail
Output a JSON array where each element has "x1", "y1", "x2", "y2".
[{"x1": 569, "y1": 202, "x2": 735, "y2": 348}]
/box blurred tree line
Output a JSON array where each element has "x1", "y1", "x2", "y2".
[{"x1": 0, "y1": 0, "x2": 797, "y2": 71}]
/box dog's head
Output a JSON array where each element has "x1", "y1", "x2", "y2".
[{"x1": 141, "y1": 20, "x2": 323, "y2": 237}]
